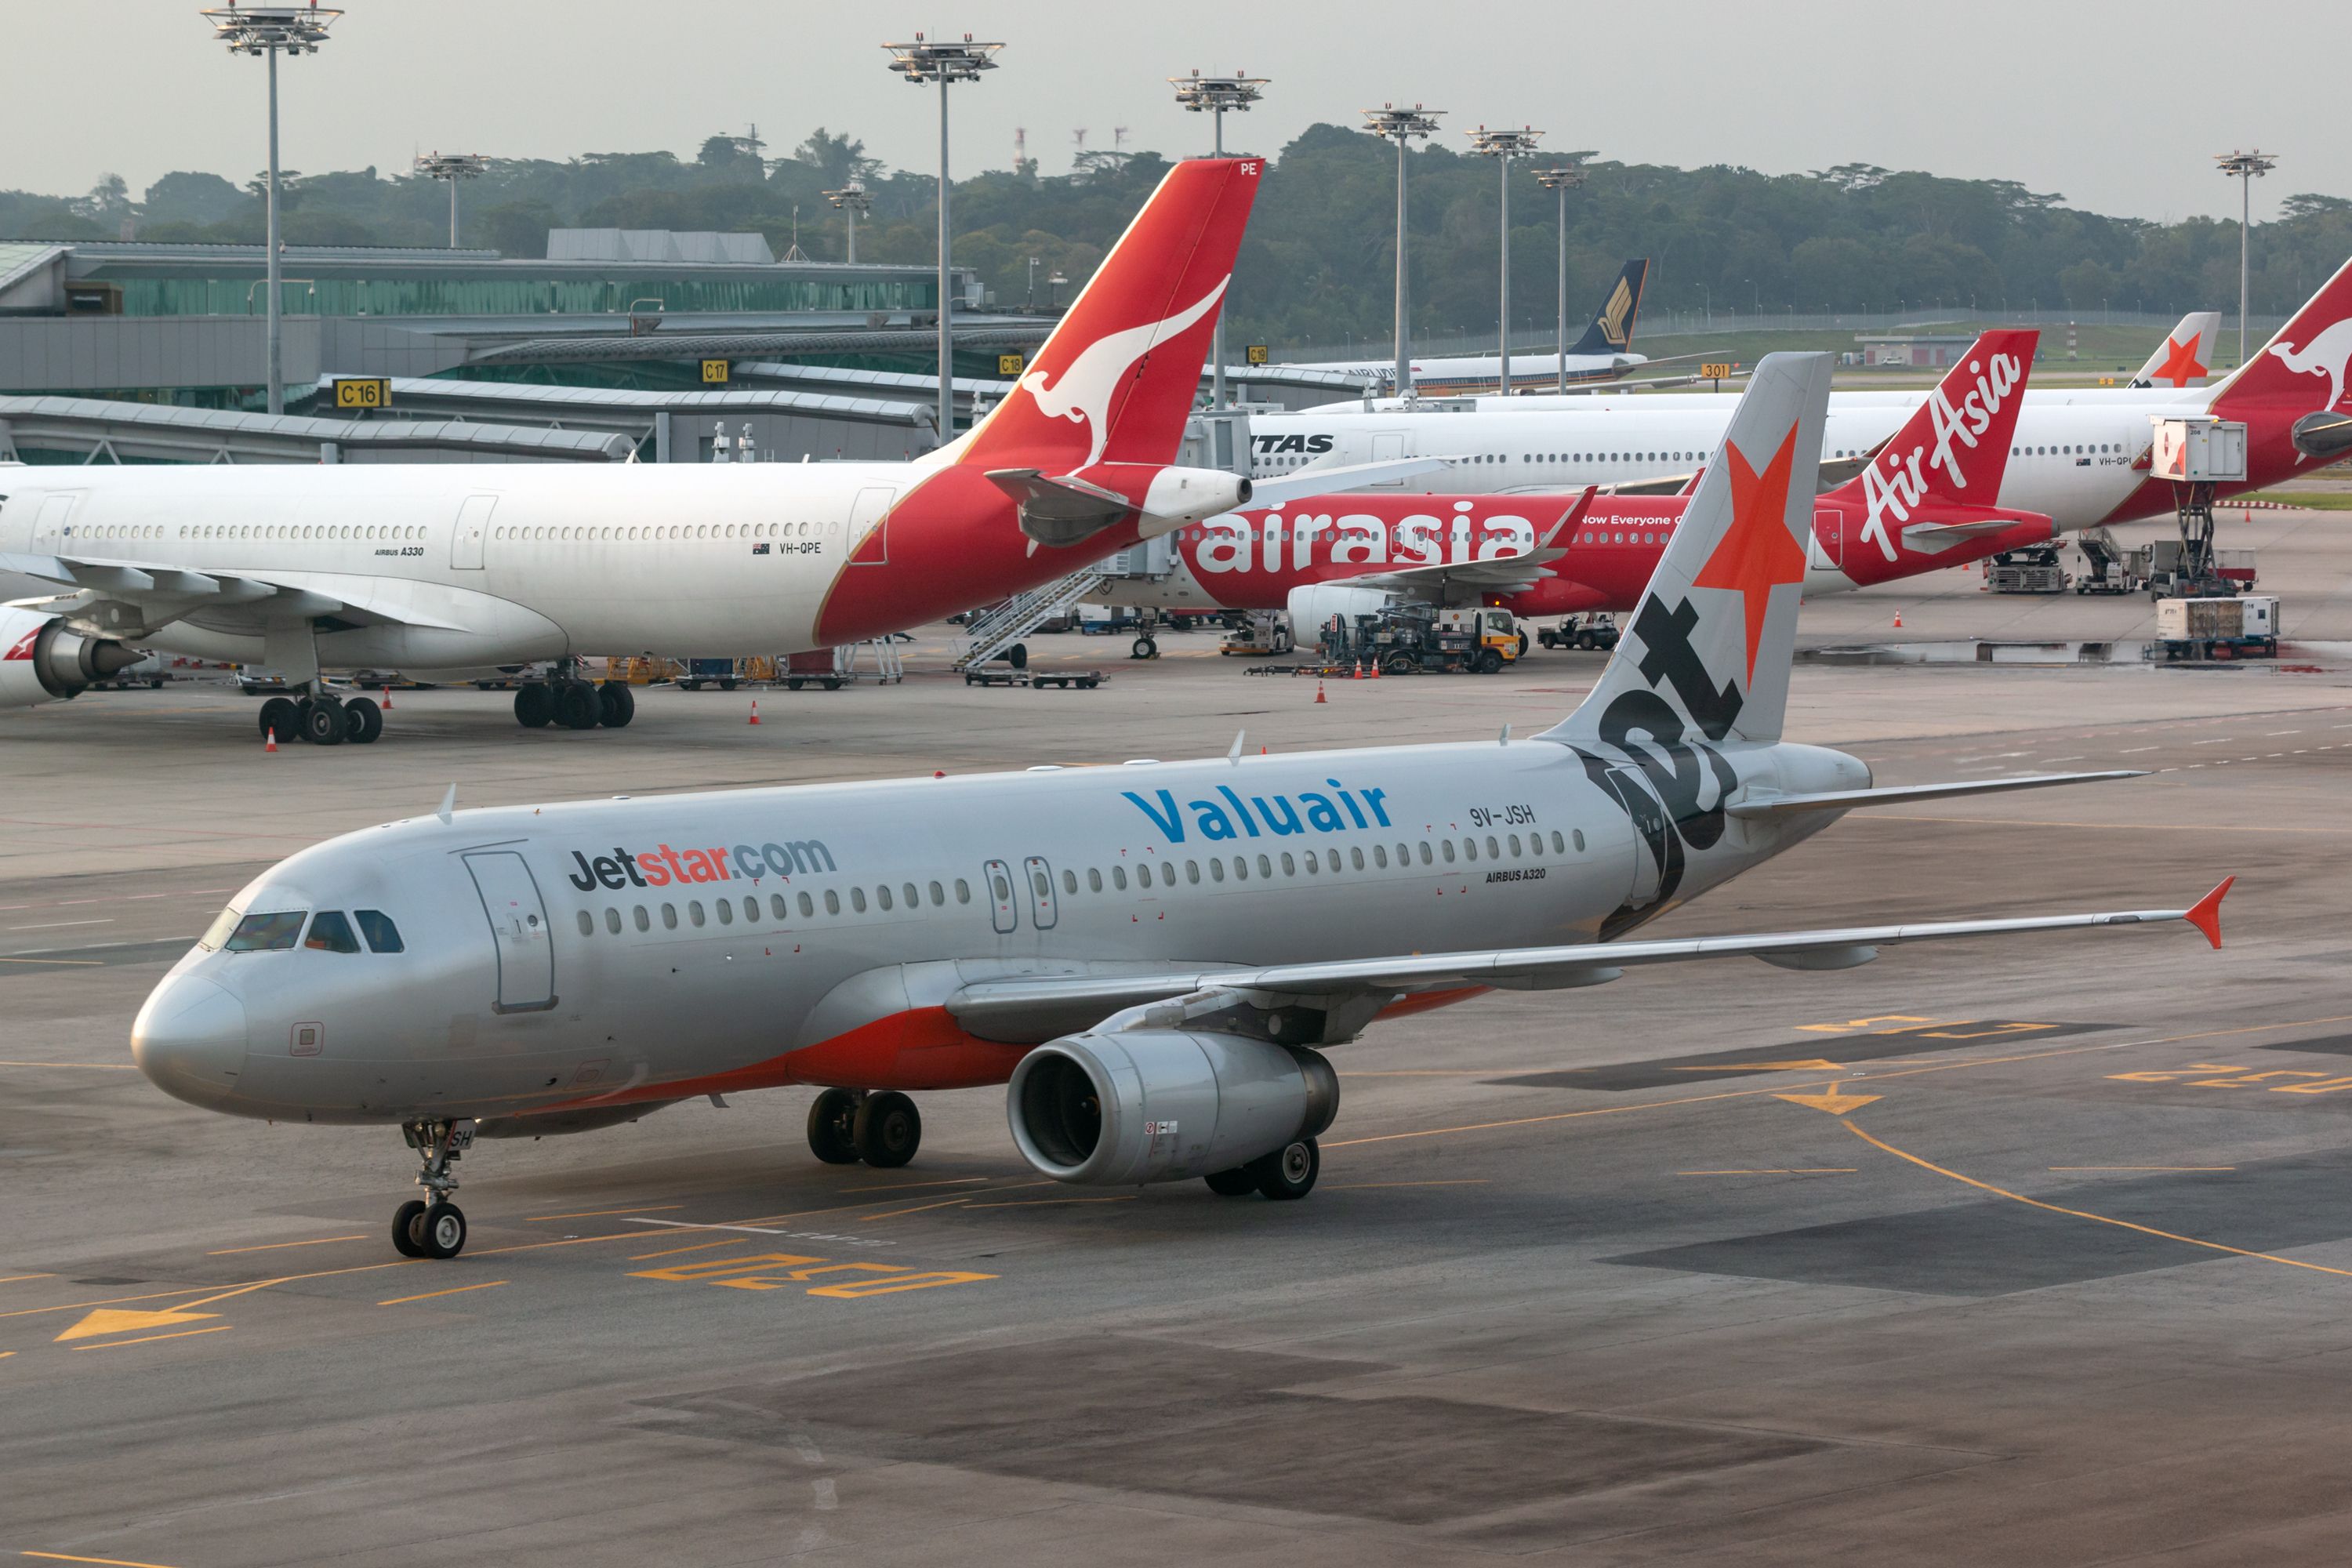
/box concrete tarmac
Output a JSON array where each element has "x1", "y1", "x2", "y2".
[{"x1": 7, "y1": 525, "x2": 2352, "y2": 1565}]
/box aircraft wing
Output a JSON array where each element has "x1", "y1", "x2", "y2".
[
  {"x1": 945, "y1": 880, "x2": 2230, "y2": 1044},
  {"x1": 1348, "y1": 490, "x2": 1595, "y2": 597},
  {"x1": 0, "y1": 550, "x2": 478, "y2": 635},
  {"x1": 1900, "y1": 517, "x2": 2042, "y2": 543}
]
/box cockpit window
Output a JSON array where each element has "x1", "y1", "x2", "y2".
[
  {"x1": 223, "y1": 911, "x2": 307, "y2": 951},
  {"x1": 304, "y1": 911, "x2": 361, "y2": 953},
  {"x1": 354, "y1": 909, "x2": 404, "y2": 953},
  {"x1": 198, "y1": 905, "x2": 244, "y2": 951}
]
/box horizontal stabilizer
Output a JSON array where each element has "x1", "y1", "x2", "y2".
[
  {"x1": 1726, "y1": 770, "x2": 2144, "y2": 819},
  {"x1": 984, "y1": 468, "x2": 1135, "y2": 547}
]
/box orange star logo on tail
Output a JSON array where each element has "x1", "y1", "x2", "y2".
[
  {"x1": 1691, "y1": 424, "x2": 1805, "y2": 684},
  {"x1": 2154, "y1": 333, "x2": 2206, "y2": 387}
]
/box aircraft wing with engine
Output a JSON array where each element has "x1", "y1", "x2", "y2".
[{"x1": 0, "y1": 550, "x2": 481, "y2": 638}]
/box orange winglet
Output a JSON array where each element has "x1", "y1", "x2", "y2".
[{"x1": 2184, "y1": 876, "x2": 2234, "y2": 949}]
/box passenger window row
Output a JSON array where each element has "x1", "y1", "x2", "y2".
[
  {"x1": 577, "y1": 878, "x2": 974, "y2": 938},
  {"x1": 1053, "y1": 829, "x2": 1587, "y2": 896},
  {"x1": 178, "y1": 524, "x2": 425, "y2": 542},
  {"x1": 493, "y1": 521, "x2": 840, "y2": 544}
]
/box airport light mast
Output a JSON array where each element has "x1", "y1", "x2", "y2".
[
  {"x1": 1171, "y1": 70, "x2": 1269, "y2": 411},
  {"x1": 414, "y1": 152, "x2": 488, "y2": 249},
  {"x1": 199, "y1": 5, "x2": 343, "y2": 416},
  {"x1": 2216, "y1": 148, "x2": 2278, "y2": 370},
  {"x1": 1468, "y1": 125, "x2": 1543, "y2": 396},
  {"x1": 884, "y1": 33, "x2": 1004, "y2": 443},
  {"x1": 1534, "y1": 158, "x2": 1593, "y2": 394},
  {"x1": 822, "y1": 181, "x2": 873, "y2": 264},
  {"x1": 1363, "y1": 104, "x2": 1443, "y2": 398}
]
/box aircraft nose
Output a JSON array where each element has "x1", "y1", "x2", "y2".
[{"x1": 132, "y1": 975, "x2": 250, "y2": 1108}]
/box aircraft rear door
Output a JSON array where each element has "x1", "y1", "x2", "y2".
[
  {"x1": 846, "y1": 486, "x2": 899, "y2": 566},
  {"x1": 1815, "y1": 506, "x2": 1842, "y2": 568},
  {"x1": 463, "y1": 851, "x2": 556, "y2": 1012}
]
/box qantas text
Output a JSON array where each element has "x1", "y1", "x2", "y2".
[{"x1": 566, "y1": 837, "x2": 837, "y2": 892}]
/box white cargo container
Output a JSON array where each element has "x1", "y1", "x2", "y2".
[
  {"x1": 2154, "y1": 593, "x2": 2278, "y2": 659},
  {"x1": 2149, "y1": 417, "x2": 2249, "y2": 482}
]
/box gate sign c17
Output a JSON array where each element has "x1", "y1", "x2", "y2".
[
  {"x1": 332, "y1": 377, "x2": 390, "y2": 409},
  {"x1": 701, "y1": 359, "x2": 730, "y2": 384}
]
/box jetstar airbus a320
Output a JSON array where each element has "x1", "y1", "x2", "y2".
[
  {"x1": 1120, "y1": 331, "x2": 2054, "y2": 630},
  {"x1": 0, "y1": 158, "x2": 1267, "y2": 750},
  {"x1": 131, "y1": 352, "x2": 2227, "y2": 1261}
]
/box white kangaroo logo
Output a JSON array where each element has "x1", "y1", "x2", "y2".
[
  {"x1": 1019, "y1": 278, "x2": 1229, "y2": 468},
  {"x1": 2267, "y1": 316, "x2": 2352, "y2": 410}
]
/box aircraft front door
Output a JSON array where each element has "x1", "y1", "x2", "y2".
[
  {"x1": 983, "y1": 858, "x2": 1018, "y2": 935},
  {"x1": 452, "y1": 494, "x2": 496, "y2": 571},
  {"x1": 464, "y1": 851, "x2": 555, "y2": 1013}
]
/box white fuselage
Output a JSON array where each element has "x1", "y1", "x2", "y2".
[
  {"x1": 130, "y1": 735, "x2": 1860, "y2": 1124},
  {"x1": 1292, "y1": 350, "x2": 1649, "y2": 394},
  {"x1": 0, "y1": 459, "x2": 924, "y2": 668},
  {"x1": 1255, "y1": 387, "x2": 2215, "y2": 530}
]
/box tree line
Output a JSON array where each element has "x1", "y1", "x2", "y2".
[{"x1": 5, "y1": 125, "x2": 2348, "y2": 348}]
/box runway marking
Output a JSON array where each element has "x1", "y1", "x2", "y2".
[
  {"x1": 837, "y1": 1177, "x2": 992, "y2": 1193},
  {"x1": 0, "y1": 1275, "x2": 56, "y2": 1285},
  {"x1": 1844, "y1": 1120, "x2": 2352, "y2": 1281},
  {"x1": 855, "y1": 1196, "x2": 976, "y2": 1221},
  {"x1": 0, "y1": 1060, "x2": 132, "y2": 1068},
  {"x1": 1325, "y1": 1179, "x2": 1491, "y2": 1189},
  {"x1": 963, "y1": 1196, "x2": 1138, "y2": 1208},
  {"x1": 55, "y1": 1308, "x2": 215, "y2": 1342},
  {"x1": 205, "y1": 1235, "x2": 366, "y2": 1255},
  {"x1": 622, "y1": 1218, "x2": 896, "y2": 1248},
  {"x1": 2108, "y1": 1062, "x2": 2352, "y2": 1096},
  {"x1": 379, "y1": 1280, "x2": 508, "y2": 1307},
  {"x1": 524, "y1": 1204, "x2": 683, "y2": 1221},
  {"x1": 5, "y1": 920, "x2": 112, "y2": 931},
  {"x1": 1774, "y1": 1083, "x2": 1882, "y2": 1114},
  {"x1": 68, "y1": 1325, "x2": 233, "y2": 1352},
  {"x1": 626, "y1": 1240, "x2": 757, "y2": 1261},
  {"x1": 1679, "y1": 1169, "x2": 1857, "y2": 1176},
  {"x1": 2120, "y1": 746, "x2": 2158, "y2": 753},
  {"x1": 628, "y1": 1252, "x2": 993, "y2": 1298},
  {"x1": 0, "y1": 960, "x2": 103, "y2": 969},
  {"x1": 2049, "y1": 1167, "x2": 2236, "y2": 1172},
  {"x1": 22, "y1": 1552, "x2": 191, "y2": 1568}
]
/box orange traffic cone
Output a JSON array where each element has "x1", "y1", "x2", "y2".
[
  {"x1": 1353, "y1": 661, "x2": 1363, "y2": 681},
  {"x1": 1893, "y1": 610, "x2": 1904, "y2": 628},
  {"x1": 1370, "y1": 658, "x2": 1381, "y2": 679},
  {"x1": 264, "y1": 728, "x2": 278, "y2": 753},
  {"x1": 1314, "y1": 681, "x2": 1327, "y2": 704},
  {"x1": 380, "y1": 684, "x2": 393, "y2": 710},
  {"x1": 748, "y1": 699, "x2": 761, "y2": 725}
]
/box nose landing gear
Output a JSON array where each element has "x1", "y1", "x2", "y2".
[
  {"x1": 804, "y1": 1088, "x2": 923, "y2": 1168},
  {"x1": 390, "y1": 1119, "x2": 473, "y2": 1259}
]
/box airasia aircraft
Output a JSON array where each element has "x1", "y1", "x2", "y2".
[
  {"x1": 0, "y1": 158, "x2": 1265, "y2": 747},
  {"x1": 1246, "y1": 264, "x2": 2352, "y2": 529},
  {"x1": 1123, "y1": 331, "x2": 2053, "y2": 629},
  {"x1": 130, "y1": 352, "x2": 2227, "y2": 1261}
]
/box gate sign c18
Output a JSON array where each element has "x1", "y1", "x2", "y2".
[
  {"x1": 700, "y1": 359, "x2": 730, "y2": 384},
  {"x1": 997, "y1": 353, "x2": 1025, "y2": 376},
  {"x1": 332, "y1": 377, "x2": 390, "y2": 409}
]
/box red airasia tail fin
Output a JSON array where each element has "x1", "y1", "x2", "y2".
[
  {"x1": 1826, "y1": 329, "x2": 2037, "y2": 512},
  {"x1": 951, "y1": 158, "x2": 1261, "y2": 472},
  {"x1": 2210, "y1": 252, "x2": 2352, "y2": 415}
]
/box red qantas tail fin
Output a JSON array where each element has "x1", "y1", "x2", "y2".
[
  {"x1": 2212, "y1": 253, "x2": 2352, "y2": 415},
  {"x1": 953, "y1": 158, "x2": 1261, "y2": 472},
  {"x1": 1828, "y1": 330, "x2": 2035, "y2": 510}
]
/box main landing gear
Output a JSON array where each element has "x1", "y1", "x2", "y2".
[
  {"x1": 806, "y1": 1088, "x2": 923, "y2": 1169},
  {"x1": 256, "y1": 690, "x2": 383, "y2": 747},
  {"x1": 390, "y1": 1119, "x2": 472, "y2": 1259},
  {"x1": 1203, "y1": 1137, "x2": 1320, "y2": 1201},
  {"x1": 513, "y1": 664, "x2": 634, "y2": 732}
]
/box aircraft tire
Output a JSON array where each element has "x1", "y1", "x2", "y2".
[
  {"x1": 1131, "y1": 636, "x2": 1157, "y2": 660},
  {"x1": 1007, "y1": 643, "x2": 1028, "y2": 670},
  {"x1": 1204, "y1": 1167, "x2": 1258, "y2": 1197},
  {"x1": 598, "y1": 682, "x2": 636, "y2": 728},
  {"x1": 854, "y1": 1091, "x2": 922, "y2": 1168},
  {"x1": 554, "y1": 681, "x2": 600, "y2": 731},
  {"x1": 346, "y1": 697, "x2": 383, "y2": 745},
  {"x1": 419, "y1": 1201, "x2": 467, "y2": 1259},
  {"x1": 806, "y1": 1089, "x2": 862, "y2": 1165},
  {"x1": 391, "y1": 1200, "x2": 428, "y2": 1258},
  {"x1": 1248, "y1": 1137, "x2": 1319, "y2": 1201},
  {"x1": 302, "y1": 696, "x2": 347, "y2": 746},
  {"x1": 514, "y1": 683, "x2": 554, "y2": 728},
  {"x1": 259, "y1": 695, "x2": 299, "y2": 739}
]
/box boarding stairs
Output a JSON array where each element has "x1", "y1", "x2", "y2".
[{"x1": 956, "y1": 568, "x2": 1109, "y2": 669}]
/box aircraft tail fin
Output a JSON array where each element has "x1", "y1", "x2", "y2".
[
  {"x1": 2209, "y1": 252, "x2": 2352, "y2": 415},
  {"x1": 1540, "y1": 352, "x2": 1831, "y2": 750},
  {"x1": 1822, "y1": 329, "x2": 2034, "y2": 522},
  {"x1": 1568, "y1": 260, "x2": 1648, "y2": 358},
  {"x1": 951, "y1": 157, "x2": 1261, "y2": 471},
  {"x1": 2131, "y1": 312, "x2": 2220, "y2": 388}
]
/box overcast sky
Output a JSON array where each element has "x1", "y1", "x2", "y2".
[{"x1": 5, "y1": 0, "x2": 2336, "y2": 223}]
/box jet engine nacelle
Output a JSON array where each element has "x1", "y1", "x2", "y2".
[
  {"x1": 1286, "y1": 583, "x2": 1395, "y2": 640},
  {"x1": 0, "y1": 608, "x2": 140, "y2": 710},
  {"x1": 1141, "y1": 466, "x2": 1253, "y2": 532},
  {"x1": 1007, "y1": 1030, "x2": 1338, "y2": 1186},
  {"x1": 2292, "y1": 410, "x2": 2352, "y2": 463}
]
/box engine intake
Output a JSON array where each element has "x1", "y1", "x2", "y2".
[
  {"x1": 1007, "y1": 1030, "x2": 1338, "y2": 1186},
  {"x1": 2292, "y1": 410, "x2": 2352, "y2": 463},
  {"x1": 0, "y1": 608, "x2": 140, "y2": 709}
]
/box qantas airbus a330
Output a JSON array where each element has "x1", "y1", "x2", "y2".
[
  {"x1": 0, "y1": 158, "x2": 1271, "y2": 749},
  {"x1": 131, "y1": 352, "x2": 2227, "y2": 1261}
]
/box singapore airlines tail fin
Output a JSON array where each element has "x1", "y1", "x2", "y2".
[
  {"x1": 1823, "y1": 328, "x2": 2036, "y2": 512},
  {"x1": 2209, "y1": 252, "x2": 2352, "y2": 415},
  {"x1": 1541, "y1": 351, "x2": 1831, "y2": 750},
  {"x1": 1567, "y1": 259, "x2": 1649, "y2": 358},
  {"x1": 951, "y1": 157, "x2": 1261, "y2": 472},
  {"x1": 2131, "y1": 312, "x2": 2220, "y2": 388}
]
